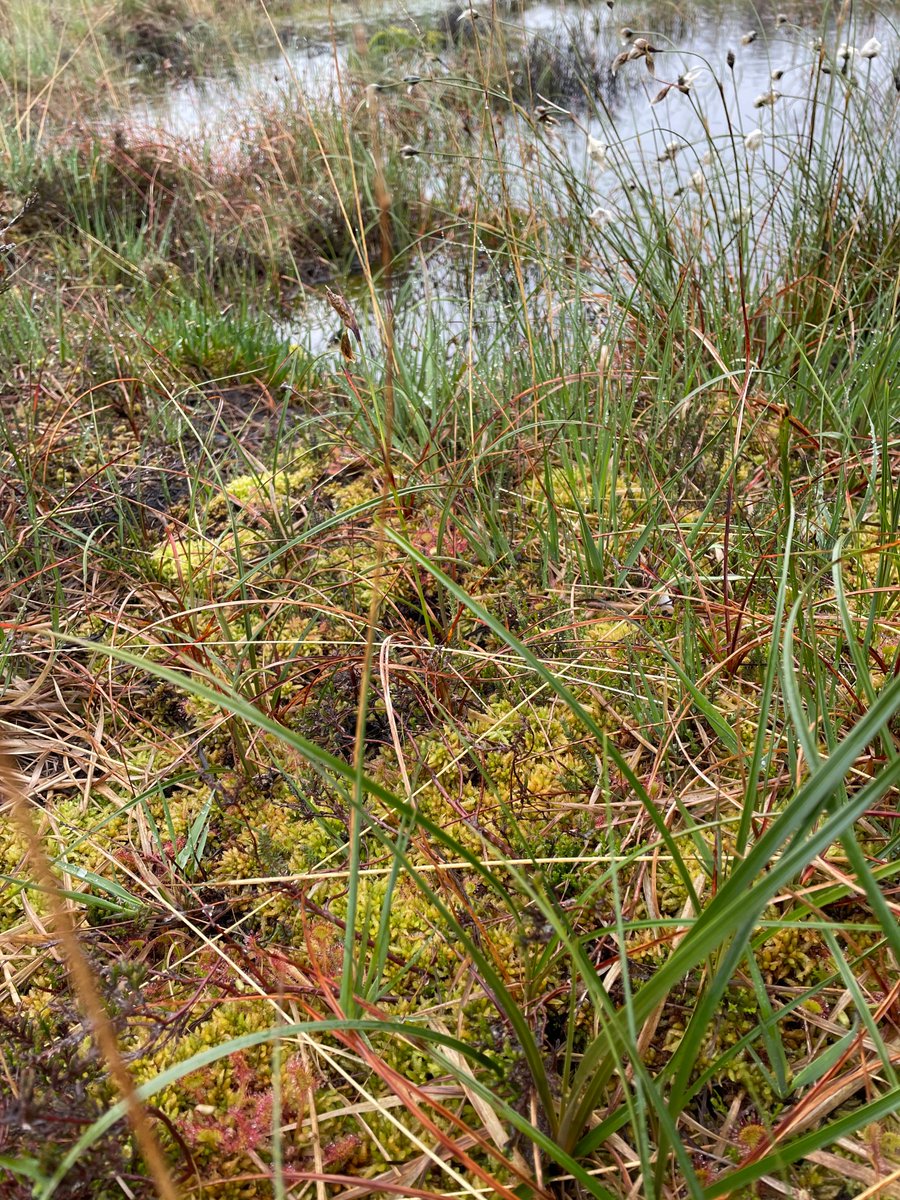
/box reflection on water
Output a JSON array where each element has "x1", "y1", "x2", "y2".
[
  {"x1": 279, "y1": 250, "x2": 535, "y2": 358},
  {"x1": 114, "y1": 0, "x2": 897, "y2": 142},
  {"x1": 107, "y1": 0, "x2": 899, "y2": 358}
]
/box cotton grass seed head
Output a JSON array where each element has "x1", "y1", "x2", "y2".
[
  {"x1": 400, "y1": 144, "x2": 420, "y2": 159},
  {"x1": 587, "y1": 136, "x2": 609, "y2": 167},
  {"x1": 860, "y1": 37, "x2": 882, "y2": 59},
  {"x1": 678, "y1": 67, "x2": 704, "y2": 88},
  {"x1": 753, "y1": 89, "x2": 781, "y2": 107},
  {"x1": 741, "y1": 30, "x2": 757, "y2": 44},
  {"x1": 744, "y1": 127, "x2": 763, "y2": 150},
  {"x1": 589, "y1": 205, "x2": 614, "y2": 226},
  {"x1": 324, "y1": 287, "x2": 360, "y2": 341},
  {"x1": 535, "y1": 104, "x2": 559, "y2": 126},
  {"x1": 613, "y1": 36, "x2": 659, "y2": 74},
  {"x1": 657, "y1": 139, "x2": 683, "y2": 162}
]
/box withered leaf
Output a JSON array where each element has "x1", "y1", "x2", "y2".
[{"x1": 339, "y1": 329, "x2": 355, "y2": 363}]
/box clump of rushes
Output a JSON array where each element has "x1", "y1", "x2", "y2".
[{"x1": 1, "y1": 0, "x2": 900, "y2": 1197}]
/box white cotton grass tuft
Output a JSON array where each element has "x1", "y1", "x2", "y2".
[
  {"x1": 657, "y1": 139, "x2": 684, "y2": 162},
  {"x1": 741, "y1": 30, "x2": 757, "y2": 44},
  {"x1": 753, "y1": 89, "x2": 781, "y2": 107},
  {"x1": 689, "y1": 168, "x2": 705, "y2": 192},
  {"x1": 587, "y1": 136, "x2": 609, "y2": 168},
  {"x1": 589, "y1": 205, "x2": 615, "y2": 226},
  {"x1": 678, "y1": 67, "x2": 705, "y2": 90},
  {"x1": 771, "y1": 67, "x2": 785, "y2": 81},
  {"x1": 860, "y1": 37, "x2": 882, "y2": 59},
  {"x1": 744, "y1": 128, "x2": 763, "y2": 151},
  {"x1": 652, "y1": 68, "x2": 704, "y2": 104}
]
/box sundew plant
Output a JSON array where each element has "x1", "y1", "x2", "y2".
[{"x1": 0, "y1": 0, "x2": 899, "y2": 1197}]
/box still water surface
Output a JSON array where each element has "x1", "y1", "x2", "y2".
[
  {"x1": 108, "y1": 0, "x2": 899, "y2": 357},
  {"x1": 116, "y1": 0, "x2": 896, "y2": 141}
]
